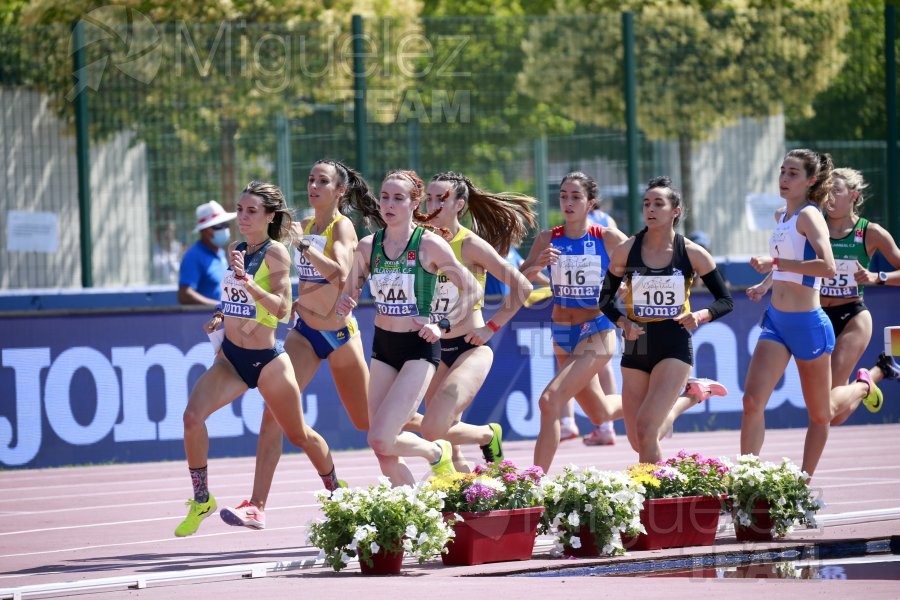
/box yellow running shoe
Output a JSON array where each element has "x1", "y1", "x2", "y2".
[
  {"x1": 430, "y1": 440, "x2": 456, "y2": 478},
  {"x1": 857, "y1": 368, "x2": 883, "y2": 413},
  {"x1": 174, "y1": 494, "x2": 217, "y2": 537},
  {"x1": 480, "y1": 423, "x2": 504, "y2": 463}
]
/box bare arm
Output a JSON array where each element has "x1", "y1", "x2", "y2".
[
  {"x1": 335, "y1": 235, "x2": 373, "y2": 315},
  {"x1": 519, "y1": 230, "x2": 558, "y2": 282},
  {"x1": 858, "y1": 223, "x2": 900, "y2": 286},
  {"x1": 463, "y1": 236, "x2": 532, "y2": 343}
]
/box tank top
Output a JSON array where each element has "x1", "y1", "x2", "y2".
[
  {"x1": 220, "y1": 240, "x2": 279, "y2": 328},
  {"x1": 294, "y1": 214, "x2": 346, "y2": 284},
  {"x1": 770, "y1": 204, "x2": 821, "y2": 290},
  {"x1": 821, "y1": 217, "x2": 870, "y2": 298},
  {"x1": 548, "y1": 224, "x2": 610, "y2": 308},
  {"x1": 431, "y1": 227, "x2": 486, "y2": 319},
  {"x1": 622, "y1": 230, "x2": 694, "y2": 322},
  {"x1": 369, "y1": 227, "x2": 438, "y2": 318}
]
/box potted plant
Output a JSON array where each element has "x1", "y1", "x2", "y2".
[
  {"x1": 623, "y1": 450, "x2": 731, "y2": 550},
  {"x1": 428, "y1": 460, "x2": 545, "y2": 566},
  {"x1": 306, "y1": 478, "x2": 453, "y2": 574},
  {"x1": 728, "y1": 454, "x2": 822, "y2": 541},
  {"x1": 539, "y1": 465, "x2": 644, "y2": 557}
]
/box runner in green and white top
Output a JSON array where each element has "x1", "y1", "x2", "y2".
[{"x1": 336, "y1": 169, "x2": 480, "y2": 486}]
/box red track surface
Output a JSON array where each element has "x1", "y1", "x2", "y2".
[{"x1": 2, "y1": 424, "x2": 899, "y2": 599}]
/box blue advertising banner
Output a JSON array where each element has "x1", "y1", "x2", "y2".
[{"x1": 1, "y1": 288, "x2": 897, "y2": 468}]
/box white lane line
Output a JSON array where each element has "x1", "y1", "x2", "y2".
[{"x1": 0, "y1": 524, "x2": 313, "y2": 561}]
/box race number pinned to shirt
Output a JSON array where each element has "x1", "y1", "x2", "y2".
[
  {"x1": 820, "y1": 259, "x2": 860, "y2": 298},
  {"x1": 370, "y1": 271, "x2": 420, "y2": 316},
  {"x1": 220, "y1": 272, "x2": 257, "y2": 319},
  {"x1": 631, "y1": 273, "x2": 685, "y2": 318},
  {"x1": 551, "y1": 253, "x2": 604, "y2": 301},
  {"x1": 431, "y1": 272, "x2": 458, "y2": 319},
  {"x1": 294, "y1": 234, "x2": 327, "y2": 283}
]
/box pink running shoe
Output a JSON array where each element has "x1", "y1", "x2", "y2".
[
  {"x1": 220, "y1": 500, "x2": 265, "y2": 530},
  {"x1": 684, "y1": 377, "x2": 728, "y2": 402},
  {"x1": 583, "y1": 426, "x2": 616, "y2": 446}
]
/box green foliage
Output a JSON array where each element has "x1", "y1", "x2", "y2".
[
  {"x1": 428, "y1": 460, "x2": 544, "y2": 513},
  {"x1": 729, "y1": 454, "x2": 821, "y2": 537},
  {"x1": 539, "y1": 465, "x2": 644, "y2": 556},
  {"x1": 306, "y1": 480, "x2": 453, "y2": 572}
]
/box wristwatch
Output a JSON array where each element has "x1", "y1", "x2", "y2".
[
  {"x1": 437, "y1": 318, "x2": 451, "y2": 333},
  {"x1": 296, "y1": 237, "x2": 311, "y2": 254},
  {"x1": 877, "y1": 271, "x2": 888, "y2": 285}
]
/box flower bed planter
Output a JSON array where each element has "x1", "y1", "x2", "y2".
[
  {"x1": 620, "y1": 495, "x2": 723, "y2": 551},
  {"x1": 734, "y1": 498, "x2": 775, "y2": 542},
  {"x1": 563, "y1": 524, "x2": 601, "y2": 557},
  {"x1": 358, "y1": 546, "x2": 404, "y2": 575},
  {"x1": 442, "y1": 506, "x2": 545, "y2": 566}
]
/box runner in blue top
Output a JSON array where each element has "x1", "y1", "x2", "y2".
[
  {"x1": 743, "y1": 149, "x2": 838, "y2": 477},
  {"x1": 519, "y1": 171, "x2": 629, "y2": 472},
  {"x1": 335, "y1": 169, "x2": 480, "y2": 486}
]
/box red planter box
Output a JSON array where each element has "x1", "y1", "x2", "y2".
[
  {"x1": 620, "y1": 495, "x2": 724, "y2": 551},
  {"x1": 358, "y1": 547, "x2": 404, "y2": 575},
  {"x1": 734, "y1": 498, "x2": 775, "y2": 542},
  {"x1": 563, "y1": 524, "x2": 601, "y2": 558},
  {"x1": 442, "y1": 506, "x2": 545, "y2": 566}
]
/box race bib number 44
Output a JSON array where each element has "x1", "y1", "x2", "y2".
[
  {"x1": 631, "y1": 274, "x2": 685, "y2": 318},
  {"x1": 370, "y1": 271, "x2": 419, "y2": 316}
]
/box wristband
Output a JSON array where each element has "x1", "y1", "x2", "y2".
[
  {"x1": 486, "y1": 319, "x2": 501, "y2": 333},
  {"x1": 771, "y1": 257, "x2": 779, "y2": 271},
  {"x1": 234, "y1": 271, "x2": 248, "y2": 281}
]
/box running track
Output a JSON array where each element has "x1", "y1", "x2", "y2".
[{"x1": 2, "y1": 424, "x2": 899, "y2": 599}]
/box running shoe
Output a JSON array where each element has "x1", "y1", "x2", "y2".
[
  {"x1": 480, "y1": 423, "x2": 504, "y2": 463},
  {"x1": 876, "y1": 352, "x2": 900, "y2": 381},
  {"x1": 220, "y1": 500, "x2": 265, "y2": 530},
  {"x1": 174, "y1": 494, "x2": 217, "y2": 537},
  {"x1": 430, "y1": 440, "x2": 456, "y2": 477},
  {"x1": 559, "y1": 422, "x2": 580, "y2": 441},
  {"x1": 684, "y1": 377, "x2": 728, "y2": 402},
  {"x1": 857, "y1": 368, "x2": 884, "y2": 413},
  {"x1": 583, "y1": 425, "x2": 616, "y2": 446}
]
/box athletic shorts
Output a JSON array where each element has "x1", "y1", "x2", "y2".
[
  {"x1": 758, "y1": 304, "x2": 835, "y2": 360},
  {"x1": 293, "y1": 315, "x2": 359, "y2": 359},
  {"x1": 822, "y1": 301, "x2": 868, "y2": 338},
  {"x1": 371, "y1": 327, "x2": 440, "y2": 371},
  {"x1": 222, "y1": 336, "x2": 284, "y2": 389},
  {"x1": 439, "y1": 335, "x2": 482, "y2": 368},
  {"x1": 550, "y1": 315, "x2": 614, "y2": 354},
  {"x1": 620, "y1": 319, "x2": 693, "y2": 374}
]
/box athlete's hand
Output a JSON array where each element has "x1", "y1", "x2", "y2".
[
  {"x1": 465, "y1": 325, "x2": 492, "y2": 346},
  {"x1": 335, "y1": 291, "x2": 358, "y2": 317},
  {"x1": 413, "y1": 317, "x2": 441, "y2": 342},
  {"x1": 536, "y1": 245, "x2": 560, "y2": 268},
  {"x1": 619, "y1": 318, "x2": 645, "y2": 341},
  {"x1": 204, "y1": 313, "x2": 223, "y2": 334},
  {"x1": 674, "y1": 310, "x2": 705, "y2": 332},
  {"x1": 750, "y1": 255, "x2": 775, "y2": 274},
  {"x1": 852, "y1": 260, "x2": 875, "y2": 285},
  {"x1": 746, "y1": 281, "x2": 769, "y2": 302}
]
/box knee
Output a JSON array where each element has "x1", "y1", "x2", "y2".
[
  {"x1": 284, "y1": 426, "x2": 312, "y2": 449},
  {"x1": 182, "y1": 406, "x2": 205, "y2": 434},
  {"x1": 367, "y1": 432, "x2": 394, "y2": 455},
  {"x1": 808, "y1": 405, "x2": 833, "y2": 426},
  {"x1": 633, "y1": 419, "x2": 657, "y2": 450},
  {"x1": 538, "y1": 392, "x2": 561, "y2": 415},
  {"x1": 742, "y1": 391, "x2": 766, "y2": 417},
  {"x1": 419, "y1": 420, "x2": 444, "y2": 442}
]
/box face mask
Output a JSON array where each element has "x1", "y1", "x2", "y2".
[{"x1": 211, "y1": 228, "x2": 230, "y2": 248}]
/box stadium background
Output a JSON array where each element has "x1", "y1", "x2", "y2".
[{"x1": 1, "y1": 2, "x2": 898, "y2": 468}]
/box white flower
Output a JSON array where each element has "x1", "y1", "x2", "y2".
[
  {"x1": 570, "y1": 536, "x2": 582, "y2": 549},
  {"x1": 583, "y1": 503, "x2": 593, "y2": 512},
  {"x1": 402, "y1": 538, "x2": 414, "y2": 552},
  {"x1": 567, "y1": 511, "x2": 580, "y2": 527},
  {"x1": 369, "y1": 541, "x2": 381, "y2": 554},
  {"x1": 405, "y1": 524, "x2": 418, "y2": 539}
]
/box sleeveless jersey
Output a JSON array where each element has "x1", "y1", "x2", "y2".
[
  {"x1": 622, "y1": 231, "x2": 694, "y2": 322},
  {"x1": 369, "y1": 227, "x2": 438, "y2": 318},
  {"x1": 220, "y1": 240, "x2": 279, "y2": 328},
  {"x1": 821, "y1": 217, "x2": 870, "y2": 298},
  {"x1": 770, "y1": 204, "x2": 821, "y2": 290},
  {"x1": 294, "y1": 214, "x2": 347, "y2": 284},
  {"x1": 431, "y1": 227, "x2": 486, "y2": 319},
  {"x1": 548, "y1": 224, "x2": 610, "y2": 308}
]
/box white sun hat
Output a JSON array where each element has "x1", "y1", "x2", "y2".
[{"x1": 193, "y1": 200, "x2": 236, "y2": 232}]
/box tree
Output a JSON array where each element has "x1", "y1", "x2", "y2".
[{"x1": 517, "y1": 0, "x2": 850, "y2": 232}]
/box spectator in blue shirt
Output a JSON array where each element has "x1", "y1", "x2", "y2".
[{"x1": 178, "y1": 200, "x2": 236, "y2": 305}]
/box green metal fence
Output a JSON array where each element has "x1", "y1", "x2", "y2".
[{"x1": 1, "y1": 7, "x2": 897, "y2": 290}]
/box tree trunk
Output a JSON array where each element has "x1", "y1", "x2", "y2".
[
  {"x1": 220, "y1": 117, "x2": 238, "y2": 209},
  {"x1": 678, "y1": 133, "x2": 694, "y2": 235}
]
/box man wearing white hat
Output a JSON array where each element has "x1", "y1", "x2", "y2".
[{"x1": 177, "y1": 200, "x2": 237, "y2": 305}]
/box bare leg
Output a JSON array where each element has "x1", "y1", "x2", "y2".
[
  {"x1": 741, "y1": 340, "x2": 792, "y2": 456},
  {"x1": 798, "y1": 353, "x2": 834, "y2": 476}
]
